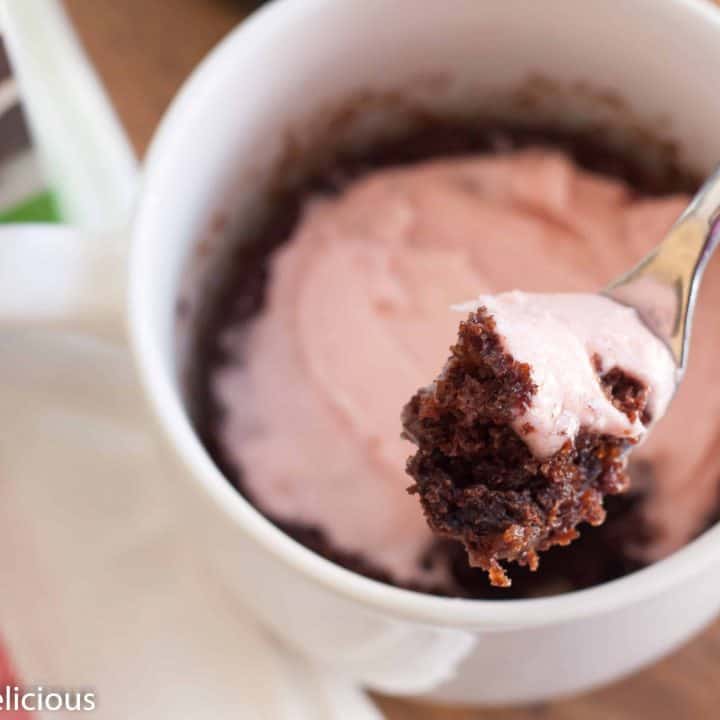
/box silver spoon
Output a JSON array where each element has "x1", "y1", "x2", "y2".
[{"x1": 605, "y1": 167, "x2": 720, "y2": 382}]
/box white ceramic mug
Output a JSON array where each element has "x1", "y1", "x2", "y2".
[{"x1": 4, "y1": 0, "x2": 720, "y2": 706}]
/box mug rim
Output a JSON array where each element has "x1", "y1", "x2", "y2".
[{"x1": 129, "y1": 0, "x2": 720, "y2": 629}]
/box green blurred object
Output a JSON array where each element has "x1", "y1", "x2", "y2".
[{"x1": 0, "y1": 190, "x2": 60, "y2": 223}]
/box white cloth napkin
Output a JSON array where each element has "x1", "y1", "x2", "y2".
[{"x1": 0, "y1": 331, "x2": 382, "y2": 720}]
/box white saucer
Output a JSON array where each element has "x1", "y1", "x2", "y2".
[{"x1": 0, "y1": 331, "x2": 380, "y2": 719}]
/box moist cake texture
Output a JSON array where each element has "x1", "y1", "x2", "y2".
[
  {"x1": 190, "y1": 125, "x2": 720, "y2": 598},
  {"x1": 402, "y1": 295, "x2": 675, "y2": 587}
]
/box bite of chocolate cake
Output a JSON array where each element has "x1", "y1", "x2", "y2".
[{"x1": 402, "y1": 293, "x2": 675, "y2": 587}]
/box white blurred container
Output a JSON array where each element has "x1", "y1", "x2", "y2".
[{"x1": 0, "y1": 0, "x2": 137, "y2": 228}]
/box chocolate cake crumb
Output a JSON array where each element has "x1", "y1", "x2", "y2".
[
  {"x1": 402, "y1": 308, "x2": 643, "y2": 587},
  {"x1": 601, "y1": 367, "x2": 651, "y2": 424}
]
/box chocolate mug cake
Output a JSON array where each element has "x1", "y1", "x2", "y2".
[{"x1": 186, "y1": 120, "x2": 720, "y2": 599}]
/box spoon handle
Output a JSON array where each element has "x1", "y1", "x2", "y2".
[
  {"x1": 605, "y1": 166, "x2": 720, "y2": 377},
  {"x1": 682, "y1": 164, "x2": 720, "y2": 225}
]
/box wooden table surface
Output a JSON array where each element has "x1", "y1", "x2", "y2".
[{"x1": 63, "y1": 1, "x2": 720, "y2": 717}]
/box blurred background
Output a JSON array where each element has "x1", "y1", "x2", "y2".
[{"x1": 53, "y1": 1, "x2": 720, "y2": 718}]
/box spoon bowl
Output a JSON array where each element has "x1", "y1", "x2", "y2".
[{"x1": 605, "y1": 165, "x2": 720, "y2": 379}]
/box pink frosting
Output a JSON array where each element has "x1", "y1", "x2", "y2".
[
  {"x1": 454, "y1": 291, "x2": 676, "y2": 458},
  {"x1": 213, "y1": 149, "x2": 719, "y2": 582}
]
